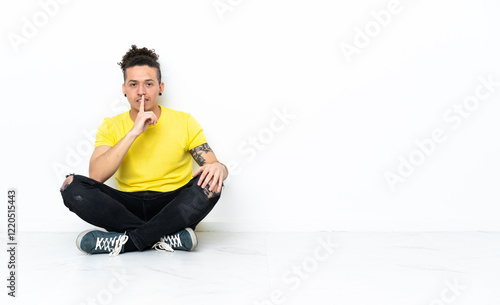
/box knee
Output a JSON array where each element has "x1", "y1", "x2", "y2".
[
  {"x1": 191, "y1": 175, "x2": 222, "y2": 200},
  {"x1": 60, "y1": 174, "x2": 74, "y2": 191},
  {"x1": 201, "y1": 184, "x2": 221, "y2": 200}
]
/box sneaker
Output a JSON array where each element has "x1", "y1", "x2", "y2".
[
  {"x1": 76, "y1": 229, "x2": 129, "y2": 257},
  {"x1": 152, "y1": 228, "x2": 198, "y2": 252}
]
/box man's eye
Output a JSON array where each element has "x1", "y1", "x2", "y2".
[
  {"x1": 147, "y1": 83, "x2": 153, "y2": 86},
  {"x1": 130, "y1": 83, "x2": 136, "y2": 87}
]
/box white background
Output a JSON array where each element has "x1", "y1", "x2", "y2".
[{"x1": 1, "y1": 0, "x2": 499, "y2": 232}]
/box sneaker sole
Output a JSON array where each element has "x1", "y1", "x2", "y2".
[
  {"x1": 76, "y1": 228, "x2": 108, "y2": 253},
  {"x1": 185, "y1": 227, "x2": 198, "y2": 251}
]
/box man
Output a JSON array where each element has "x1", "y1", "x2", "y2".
[{"x1": 60, "y1": 45, "x2": 228, "y2": 256}]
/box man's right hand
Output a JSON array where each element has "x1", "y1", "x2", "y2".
[
  {"x1": 90, "y1": 95, "x2": 157, "y2": 182},
  {"x1": 130, "y1": 95, "x2": 158, "y2": 137}
]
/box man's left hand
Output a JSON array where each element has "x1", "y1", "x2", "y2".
[{"x1": 193, "y1": 162, "x2": 227, "y2": 193}]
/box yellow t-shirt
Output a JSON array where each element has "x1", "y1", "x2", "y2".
[{"x1": 94, "y1": 106, "x2": 207, "y2": 192}]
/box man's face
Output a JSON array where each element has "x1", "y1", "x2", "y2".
[{"x1": 122, "y1": 65, "x2": 164, "y2": 112}]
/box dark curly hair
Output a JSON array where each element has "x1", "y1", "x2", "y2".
[{"x1": 118, "y1": 45, "x2": 162, "y2": 83}]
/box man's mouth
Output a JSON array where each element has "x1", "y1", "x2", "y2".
[{"x1": 137, "y1": 97, "x2": 149, "y2": 102}]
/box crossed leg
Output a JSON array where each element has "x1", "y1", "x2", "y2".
[{"x1": 60, "y1": 174, "x2": 220, "y2": 251}]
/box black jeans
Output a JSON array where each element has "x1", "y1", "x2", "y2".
[{"x1": 60, "y1": 174, "x2": 220, "y2": 251}]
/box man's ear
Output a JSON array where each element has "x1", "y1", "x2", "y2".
[{"x1": 159, "y1": 82, "x2": 165, "y2": 95}]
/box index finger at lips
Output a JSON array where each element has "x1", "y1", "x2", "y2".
[{"x1": 139, "y1": 95, "x2": 145, "y2": 113}]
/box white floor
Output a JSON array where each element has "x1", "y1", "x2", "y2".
[{"x1": 2, "y1": 231, "x2": 500, "y2": 305}]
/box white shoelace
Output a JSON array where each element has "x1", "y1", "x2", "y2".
[
  {"x1": 152, "y1": 234, "x2": 182, "y2": 252},
  {"x1": 95, "y1": 233, "x2": 129, "y2": 257}
]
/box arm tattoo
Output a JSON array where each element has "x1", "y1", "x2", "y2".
[{"x1": 190, "y1": 143, "x2": 212, "y2": 166}]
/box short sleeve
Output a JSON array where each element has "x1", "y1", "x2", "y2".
[
  {"x1": 95, "y1": 118, "x2": 115, "y2": 148},
  {"x1": 187, "y1": 114, "x2": 207, "y2": 150}
]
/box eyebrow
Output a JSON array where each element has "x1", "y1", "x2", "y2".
[{"x1": 127, "y1": 79, "x2": 156, "y2": 84}]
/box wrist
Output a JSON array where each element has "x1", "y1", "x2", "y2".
[
  {"x1": 127, "y1": 128, "x2": 141, "y2": 139},
  {"x1": 214, "y1": 161, "x2": 228, "y2": 178},
  {"x1": 127, "y1": 130, "x2": 140, "y2": 139}
]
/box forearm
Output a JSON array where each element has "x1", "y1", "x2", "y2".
[{"x1": 89, "y1": 132, "x2": 138, "y2": 182}]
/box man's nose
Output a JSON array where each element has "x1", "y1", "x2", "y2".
[{"x1": 138, "y1": 84, "x2": 146, "y2": 94}]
